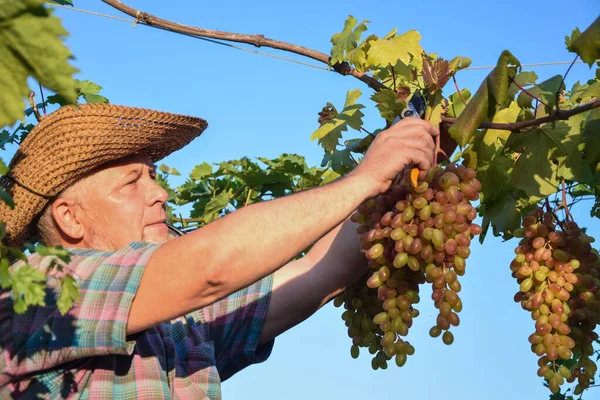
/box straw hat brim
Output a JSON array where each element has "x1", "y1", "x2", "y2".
[{"x1": 0, "y1": 103, "x2": 208, "y2": 247}]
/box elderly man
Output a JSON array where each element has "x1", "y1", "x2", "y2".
[{"x1": 0, "y1": 104, "x2": 438, "y2": 399}]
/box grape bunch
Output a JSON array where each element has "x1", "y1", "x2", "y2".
[
  {"x1": 334, "y1": 163, "x2": 482, "y2": 369},
  {"x1": 512, "y1": 208, "x2": 600, "y2": 395}
]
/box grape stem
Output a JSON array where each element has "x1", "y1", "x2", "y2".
[
  {"x1": 434, "y1": 134, "x2": 447, "y2": 166},
  {"x1": 545, "y1": 197, "x2": 567, "y2": 232},
  {"x1": 561, "y1": 179, "x2": 573, "y2": 223},
  {"x1": 452, "y1": 76, "x2": 468, "y2": 107},
  {"x1": 511, "y1": 78, "x2": 551, "y2": 109}
]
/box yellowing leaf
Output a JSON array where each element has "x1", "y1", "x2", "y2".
[
  {"x1": 310, "y1": 89, "x2": 365, "y2": 153},
  {"x1": 366, "y1": 30, "x2": 422, "y2": 69},
  {"x1": 330, "y1": 16, "x2": 369, "y2": 66}
]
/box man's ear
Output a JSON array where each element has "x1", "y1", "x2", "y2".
[{"x1": 51, "y1": 197, "x2": 84, "y2": 240}]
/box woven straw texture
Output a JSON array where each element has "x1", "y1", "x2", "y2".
[{"x1": 0, "y1": 103, "x2": 208, "y2": 247}]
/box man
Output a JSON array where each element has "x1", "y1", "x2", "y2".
[{"x1": 0, "y1": 103, "x2": 438, "y2": 399}]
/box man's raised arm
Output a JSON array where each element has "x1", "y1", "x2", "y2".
[{"x1": 127, "y1": 118, "x2": 438, "y2": 334}]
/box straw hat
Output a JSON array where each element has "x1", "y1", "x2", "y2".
[{"x1": 0, "y1": 103, "x2": 208, "y2": 248}]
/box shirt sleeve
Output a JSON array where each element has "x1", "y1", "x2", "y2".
[
  {"x1": 191, "y1": 274, "x2": 275, "y2": 381},
  {"x1": 0, "y1": 241, "x2": 160, "y2": 380}
]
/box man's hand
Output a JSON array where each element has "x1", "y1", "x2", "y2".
[{"x1": 349, "y1": 117, "x2": 439, "y2": 197}]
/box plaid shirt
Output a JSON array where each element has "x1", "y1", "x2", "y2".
[{"x1": 0, "y1": 242, "x2": 274, "y2": 399}]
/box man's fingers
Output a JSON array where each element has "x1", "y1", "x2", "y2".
[{"x1": 391, "y1": 117, "x2": 439, "y2": 137}]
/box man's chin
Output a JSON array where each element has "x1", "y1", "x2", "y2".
[{"x1": 143, "y1": 223, "x2": 170, "y2": 244}]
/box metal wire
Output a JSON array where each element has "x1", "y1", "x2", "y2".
[{"x1": 46, "y1": 2, "x2": 597, "y2": 72}]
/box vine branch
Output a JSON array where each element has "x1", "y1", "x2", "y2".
[
  {"x1": 102, "y1": 0, "x2": 598, "y2": 133},
  {"x1": 100, "y1": 0, "x2": 386, "y2": 91},
  {"x1": 441, "y1": 99, "x2": 600, "y2": 132},
  {"x1": 28, "y1": 91, "x2": 42, "y2": 123}
]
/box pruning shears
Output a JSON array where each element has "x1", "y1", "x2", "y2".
[{"x1": 392, "y1": 90, "x2": 429, "y2": 187}]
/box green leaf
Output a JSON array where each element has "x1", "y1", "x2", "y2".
[
  {"x1": 190, "y1": 162, "x2": 213, "y2": 180},
  {"x1": 258, "y1": 154, "x2": 308, "y2": 176},
  {"x1": 569, "y1": 16, "x2": 600, "y2": 66},
  {"x1": 47, "y1": 1, "x2": 74, "y2": 7},
  {"x1": 480, "y1": 188, "x2": 524, "y2": 242},
  {"x1": 321, "y1": 147, "x2": 355, "y2": 175},
  {"x1": 448, "y1": 56, "x2": 471, "y2": 72},
  {"x1": 0, "y1": 187, "x2": 14, "y2": 209},
  {"x1": 321, "y1": 169, "x2": 341, "y2": 185},
  {"x1": 57, "y1": 275, "x2": 79, "y2": 315},
  {"x1": 370, "y1": 89, "x2": 405, "y2": 122},
  {"x1": 0, "y1": 1, "x2": 78, "y2": 127},
  {"x1": 10, "y1": 264, "x2": 46, "y2": 313},
  {"x1": 204, "y1": 191, "x2": 231, "y2": 219},
  {"x1": 159, "y1": 164, "x2": 171, "y2": 174},
  {"x1": 448, "y1": 89, "x2": 471, "y2": 118},
  {"x1": 76, "y1": 79, "x2": 109, "y2": 104},
  {"x1": 577, "y1": 80, "x2": 600, "y2": 102},
  {"x1": 366, "y1": 30, "x2": 422, "y2": 69},
  {"x1": 582, "y1": 107, "x2": 600, "y2": 172},
  {"x1": 448, "y1": 50, "x2": 520, "y2": 147},
  {"x1": 0, "y1": 258, "x2": 9, "y2": 289},
  {"x1": 330, "y1": 16, "x2": 369, "y2": 66},
  {"x1": 0, "y1": 158, "x2": 8, "y2": 175},
  {"x1": 508, "y1": 71, "x2": 538, "y2": 100},
  {"x1": 506, "y1": 114, "x2": 586, "y2": 203},
  {"x1": 310, "y1": 89, "x2": 365, "y2": 153},
  {"x1": 516, "y1": 75, "x2": 564, "y2": 109}
]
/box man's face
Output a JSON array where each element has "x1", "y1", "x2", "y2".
[{"x1": 74, "y1": 153, "x2": 169, "y2": 250}]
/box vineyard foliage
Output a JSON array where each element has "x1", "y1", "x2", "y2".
[{"x1": 0, "y1": 1, "x2": 599, "y2": 398}]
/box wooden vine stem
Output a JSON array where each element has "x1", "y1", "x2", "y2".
[{"x1": 101, "y1": 0, "x2": 600, "y2": 133}]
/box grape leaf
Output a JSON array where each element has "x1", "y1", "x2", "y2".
[
  {"x1": 449, "y1": 50, "x2": 520, "y2": 147},
  {"x1": 47, "y1": 0, "x2": 74, "y2": 6},
  {"x1": 466, "y1": 102, "x2": 520, "y2": 202},
  {"x1": 310, "y1": 89, "x2": 365, "y2": 153},
  {"x1": 203, "y1": 191, "x2": 231, "y2": 220},
  {"x1": 156, "y1": 173, "x2": 177, "y2": 203},
  {"x1": 0, "y1": 187, "x2": 14, "y2": 209},
  {"x1": 190, "y1": 162, "x2": 213, "y2": 180},
  {"x1": 366, "y1": 30, "x2": 422, "y2": 69},
  {"x1": 0, "y1": 158, "x2": 8, "y2": 175},
  {"x1": 330, "y1": 16, "x2": 369, "y2": 66},
  {"x1": 568, "y1": 16, "x2": 600, "y2": 66},
  {"x1": 10, "y1": 264, "x2": 46, "y2": 314},
  {"x1": 516, "y1": 75, "x2": 564, "y2": 109},
  {"x1": 158, "y1": 164, "x2": 180, "y2": 176},
  {"x1": 321, "y1": 147, "x2": 355, "y2": 175},
  {"x1": 448, "y1": 56, "x2": 471, "y2": 72},
  {"x1": 370, "y1": 89, "x2": 405, "y2": 122},
  {"x1": 506, "y1": 114, "x2": 586, "y2": 203},
  {"x1": 258, "y1": 154, "x2": 308, "y2": 176},
  {"x1": 57, "y1": 275, "x2": 79, "y2": 316},
  {"x1": 581, "y1": 107, "x2": 600, "y2": 173},
  {"x1": 427, "y1": 91, "x2": 447, "y2": 127},
  {"x1": 447, "y1": 89, "x2": 471, "y2": 118},
  {"x1": 422, "y1": 57, "x2": 451, "y2": 93},
  {"x1": 577, "y1": 80, "x2": 600, "y2": 102},
  {"x1": 0, "y1": 258, "x2": 9, "y2": 289},
  {"x1": 0, "y1": 0, "x2": 78, "y2": 127},
  {"x1": 480, "y1": 187, "x2": 524, "y2": 242},
  {"x1": 508, "y1": 71, "x2": 538, "y2": 100}
]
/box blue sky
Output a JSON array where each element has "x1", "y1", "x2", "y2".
[{"x1": 13, "y1": 1, "x2": 600, "y2": 399}]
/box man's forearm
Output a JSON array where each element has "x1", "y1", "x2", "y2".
[
  {"x1": 168, "y1": 174, "x2": 372, "y2": 304},
  {"x1": 258, "y1": 218, "x2": 368, "y2": 344}
]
